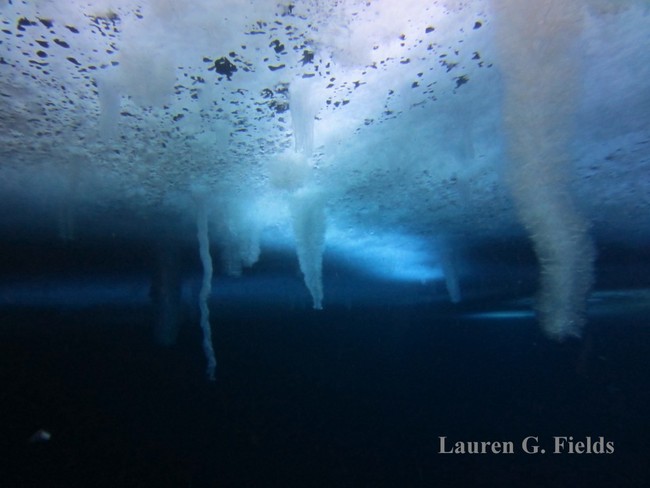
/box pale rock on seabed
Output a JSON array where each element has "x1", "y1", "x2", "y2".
[{"x1": 0, "y1": 0, "x2": 649, "y2": 376}]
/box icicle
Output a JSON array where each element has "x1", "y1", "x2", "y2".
[
  {"x1": 218, "y1": 203, "x2": 261, "y2": 277},
  {"x1": 289, "y1": 78, "x2": 318, "y2": 156},
  {"x1": 196, "y1": 201, "x2": 217, "y2": 381},
  {"x1": 290, "y1": 188, "x2": 326, "y2": 309},
  {"x1": 495, "y1": 0, "x2": 595, "y2": 340}
]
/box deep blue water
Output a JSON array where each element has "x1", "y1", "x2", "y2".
[
  {"x1": 1, "y1": 239, "x2": 649, "y2": 488},
  {"x1": 1, "y1": 304, "x2": 650, "y2": 487}
]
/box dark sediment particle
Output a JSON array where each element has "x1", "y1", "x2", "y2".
[
  {"x1": 300, "y1": 50, "x2": 314, "y2": 65},
  {"x1": 454, "y1": 75, "x2": 469, "y2": 88},
  {"x1": 440, "y1": 60, "x2": 458, "y2": 72},
  {"x1": 473, "y1": 21, "x2": 482, "y2": 29},
  {"x1": 17, "y1": 18, "x2": 38, "y2": 31},
  {"x1": 270, "y1": 39, "x2": 285, "y2": 53},
  {"x1": 268, "y1": 64, "x2": 285, "y2": 71},
  {"x1": 269, "y1": 100, "x2": 288, "y2": 113},
  {"x1": 54, "y1": 39, "x2": 70, "y2": 48},
  {"x1": 211, "y1": 56, "x2": 237, "y2": 80},
  {"x1": 274, "y1": 82, "x2": 289, "y2": 95}
]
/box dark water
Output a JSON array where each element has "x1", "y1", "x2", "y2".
[
  {"x1": 1, "y1": 239, "x2": 649, "y2": 487},
  {"x1": 1, "y1": 303, "x2": 649, "y2": 488}
]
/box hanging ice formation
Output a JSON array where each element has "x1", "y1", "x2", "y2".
[
  {"x1": 495, "y1": 0, "x2": 596, "y2": 340},
  {"x1": 290, "y1": 188, "x2": 326, "y2": 310},
  {"x1": 216, "y1": 203, "x2": 261, "y2": 277},
  {"x1": 287, "y1": 78, "x2": 326, "y2": 309},
  {"x1": 289, "y1": 78, "x2": 318, "y2": 155},
  {"x1": 196, "y1": 199, "x2": 217, "y2": 381},
  {"x1": 5, "y1": 0, "x2": 648, "y2": 354}
]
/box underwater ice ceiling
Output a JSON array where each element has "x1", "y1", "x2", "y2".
[{"x1": 1, "y1": 0, "x2": 649, "y2": 340}]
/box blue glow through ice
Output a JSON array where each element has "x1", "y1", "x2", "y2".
[{"x1": 327, "y1": 228, "x2": 444, "y2": 284}]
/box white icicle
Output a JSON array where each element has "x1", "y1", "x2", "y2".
[
  {"x1": 290, "y1": 188, "x2": 326, "y2": 310},
  {"x1": 289, "y1": 78, "x2": 318, "y2": 156},
  {"x1": 197, "y1": 202, "x2": 217, "y2": 380},
  {"x1": 495, "y1": 0, "x2": 595, "y2": 340}
]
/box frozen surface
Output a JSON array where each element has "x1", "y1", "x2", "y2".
[{"x1": 1, "y1": 0, "x2": 649, "y2": 338}]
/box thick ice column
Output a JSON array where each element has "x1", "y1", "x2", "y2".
[
  {"x1": 196, "y1": 202, "x2": 217, "y2": 380},
  {"x1": 283, "y1": 79, "x2": 326, "y2": 308},
  {"x1": 219, "y1": 206, "x2": 261, "y2": 277},
  {"x1": 289, "y1": 78, "x2": 318, "y2": 156},
  {"x1": 495, "y1": 0, "x2": 595, "y2": 339},
  {"x1": 290, "y1": 188, "x2": 326, "y2": 310}
]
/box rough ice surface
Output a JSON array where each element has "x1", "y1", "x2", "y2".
[{"x1": 0, "y1": 0, "x2": 649, "y2": 342}]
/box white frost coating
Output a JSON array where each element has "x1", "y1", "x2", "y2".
[
  {"x1": 495, "y1": 0, "x2": 595, "y2": 340},
  {"x1": 117, "y1": 45, "x2": 175, "y2": 107},
  {"x1": 219, "y1": 208, "x2": 261, "y2": 277},
  {"x1": 269, "y1": 151, "x2": 312, "y2": 192},
  {"x1": 290, "y1": 188, "x2": 326, "y2": 309},
  {"x1": 196, "y1": 202, "x2": 217, "y2": 381},
  {"x1": 289, "y1": 78, "x2": 319, "y2": 156}
]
